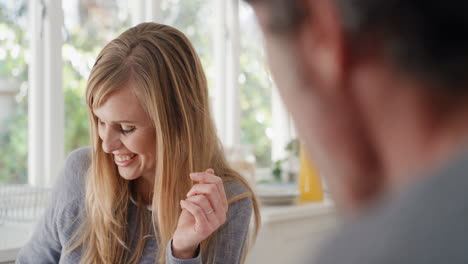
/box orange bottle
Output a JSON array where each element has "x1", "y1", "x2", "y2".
[{"x1": 298, "y1": 147, "x2": 324, "y2": 201}]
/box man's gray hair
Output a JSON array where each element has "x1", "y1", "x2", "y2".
[
  {"x1": 244, "y1": 0, "x2": 306, "y2": 34},
  {"x1": 246, "y1": 0, "x2": 468, "y2": 94}
]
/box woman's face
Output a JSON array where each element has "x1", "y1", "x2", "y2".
[{"x1": 93, "y1": 86, "x2": 157, "y2": 181}]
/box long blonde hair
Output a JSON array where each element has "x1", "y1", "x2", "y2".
[{"x1": 66, "y1": 23, "x2": 260, "y2": 263}]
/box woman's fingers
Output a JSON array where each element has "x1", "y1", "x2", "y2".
[
  {"x1": 186, "y1": 183, "x2": 227, "y2": 214},
  {"x1": 186, "y1": 194, "x2": 221, "y2": 227},
  {"x1": 173, "y1": 169, "x2": 229, "y2": 252},
  {"x1": 186, "y1": 185, "x2": 227, "y2": 224},
  {"x1": 180, "y1": 200, "x2": 213, "y2": 235},
  {"x1": 186, "y1": 195, "x2": 214, "y2": 216},
  {"x1": 174, "y1": 169, "x2": 229, "y2": 254},
  {"x1": 188, "y1": 171, "x2": 228, "y2": 210},
  {"x1": 185, "y1": 169, "x2": 228, "y2": 226}
]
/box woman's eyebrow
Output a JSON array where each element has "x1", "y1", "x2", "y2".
[
  {"x1": 112, "y1": 120, "x2": 137, "y2": 124},
  {"x1": 93, "y1": 110, "x2": 139, "y2": 125}
]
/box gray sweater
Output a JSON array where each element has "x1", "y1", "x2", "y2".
[
  {"x1": 17, "y1": 147, "x2": 253, "y2": 264},
  {"x1": 316, "y1": 149, "x2": 468, "y2": 264}
]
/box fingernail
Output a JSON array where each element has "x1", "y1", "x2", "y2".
[{"x1": 190, "y1": 173, "x2": 196, "y2": 177}]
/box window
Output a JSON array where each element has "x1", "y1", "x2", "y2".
[
  {"x1": 161, "y1": 0, "x2": 214, "y2": 87},
  {"x1": 239, "y1": 2, "x2": 273, "y2": 167},
  {"x1": 62, "y1": 0, "x2": 131, "y2": 154},
  {"x1": 3, "y1": 0, "x2": 292, "y2": 186}
]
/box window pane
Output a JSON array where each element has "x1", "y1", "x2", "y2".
[
  {"x1": 62, "y1": 0, "x2": 130, "y2": 155},
  {"x1": 0, "y1": 0, "x2": 29, "y2": 184},
  {"x1": 239, "y1": 2, "x2": 273, "y2": 167},
  {"x1": 161, "y1": 0, "x2": 214, "y2": 88},
  {"x1": 162, "y1": 1, "x2": 274, "y2": 167}
]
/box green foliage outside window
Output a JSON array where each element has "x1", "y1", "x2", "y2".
[{"x1": 0, "y1": 1, "x2": 28, "y2": 183}]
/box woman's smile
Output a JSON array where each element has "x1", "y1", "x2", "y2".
[{"x1": 114, "y1": 153, "x2": 138, "y2": 167}]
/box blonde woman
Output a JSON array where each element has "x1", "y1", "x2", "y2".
[{"x1": 17, "y1": 23, "x2": 259, "y2": 264}]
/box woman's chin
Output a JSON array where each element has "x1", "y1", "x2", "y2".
[{"x1": 118, "y1": 168, "x2": 141, "y2": 181}]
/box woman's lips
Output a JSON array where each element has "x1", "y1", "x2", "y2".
[{"x1": 114, "y1": 154, "x2": 138, "y2": 167}]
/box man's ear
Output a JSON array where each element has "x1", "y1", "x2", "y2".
[{"x1": 294, "y1": 0, "x2": 348, "y2": 95}]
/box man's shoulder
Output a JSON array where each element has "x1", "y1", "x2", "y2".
[{"x1": 316, "y1": 150, "x2": 468, "y2": 264}]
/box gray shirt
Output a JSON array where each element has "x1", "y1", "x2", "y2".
[
  {"x1": 316, "y1": 149, "x2": 468, "y2": 264},
  {"x1": 17, "y1": 147, "x2": 253, "y2": 264}
]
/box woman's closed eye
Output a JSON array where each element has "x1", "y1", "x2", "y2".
[
  {"x1": 120, "y1": 125, "x2": 136, "y2": 135},
  {"x1": 97, "y1": 118, "x2": 136, "y2": 134}
]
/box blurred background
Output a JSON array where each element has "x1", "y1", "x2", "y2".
[{"x1": 0, "y1": 0, "x2": 337, "y2": 263}]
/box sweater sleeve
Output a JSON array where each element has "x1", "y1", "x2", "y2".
[
  {"x1": 165, "y1": 239, "x2": 202, "y2": 264},
  {"x1": 16, "y1": 147, "x2": 90, "y2": 264},
  {"x1": 207, "y1": 183, "x2": 253, "y2": 264},
  {"x1": 166, "y1": 181, "x2": 253, "y2": 264}
]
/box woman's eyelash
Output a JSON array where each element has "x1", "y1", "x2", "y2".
[
  {"x1": 97, "y1": 119, "x2": 135, "y2": 134},
  {"x1": 120, "y1": 126, "x2": 136, "y2": 134}
]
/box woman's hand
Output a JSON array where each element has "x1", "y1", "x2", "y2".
[{"x1": 172, "y1": 169, "x2": 228, "y2": 259}]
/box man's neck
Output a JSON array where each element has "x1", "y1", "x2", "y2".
[
  {"x1": 382, "y1": 101, "x2": 468, "y2": 191},
  {"x1": 355, "y1": 65, "x2": 468, "y2": 193}
]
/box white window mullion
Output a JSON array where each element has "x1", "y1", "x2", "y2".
[
  {"x1": 28, "y1": 0, "x2": 46, "y2": 186},
  {"x1": 145, "y1": 0, "x2": 162, "y2": 23},
  {"x1": 213, "y1": 0, "x2": 241, "y2": 147},
  {"x1": 272, "y1": 84, "x2": 293, "y2": 162},
  {"x1": 213, "y1": 0, "x2": 227, "y2": 144},
  {"x1": 43, "y1": 0, "x2": 64, "y2": 187},
  {"x1": 130, "y1": 1, "x2": 146, "y2": 26},
  {"x1": 131, "y1": 0, "x2": 162, "y2": 26},
  {"x1": 225, "y1": 0, "x2": 241, "y2": 147}
]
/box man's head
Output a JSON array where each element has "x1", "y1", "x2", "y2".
[{"x1": 248, "y1": 0, "x2": 468, "y2": 212}]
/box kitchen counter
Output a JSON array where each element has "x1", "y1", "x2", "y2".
[
  {"x1": 0, "y1": 222, "x2": 35, "y2": 264},
  {"x1": 0, "y1": 201, "x2": 338, "y2": 263},
  {"x1": 247, "y1": 200, "x2": 339, "y2": 264}
]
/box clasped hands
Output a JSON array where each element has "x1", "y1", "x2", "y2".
[{"x1": 172, "y1": 169, "x2": 228, "y2": 259}]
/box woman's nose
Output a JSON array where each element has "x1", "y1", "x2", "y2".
[{"x1": 101, "y1": 128, "x2": 122, "y2": 153}]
